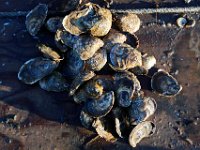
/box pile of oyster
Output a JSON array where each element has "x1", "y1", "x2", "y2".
[{"x1": 18, "y1": 2, "x2": 182, "y2": 147}]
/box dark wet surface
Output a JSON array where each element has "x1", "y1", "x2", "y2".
[{"x1": 0, "y1": 0, "x2": 200, "y2": 150}]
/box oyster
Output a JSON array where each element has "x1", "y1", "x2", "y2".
[
  {"x1": 18, "y1": 57, "x2": 59, "y2": 84},
  {"x1": 112, "y1": 107, "x2": 130, "y2": 138},
  {"x1": 80, "y1": 109, "x2": 94, "y2": 129},
  {"x1": 25, "y1": 4, "x2": 48, "y2": 36},
  {"x1": 62, "y1": 3, "x2": 112, "y2": 37},
  {"x1": 61, "y1": 50, "x2": 85, "y2": 78},
  {"x1": 85, "y1": 75, "x2": 114, "y2": 98},
  {"x1": 69, "y1": 70, "x2": 96, "y2": 96},
  {"x1": 176, "y1": 16, "x2": 196, "y2": 28},
  {"x1": 115, "y1": 13, "x2": 141, "y2": 34},
  {"x1": 109, "y1": 43, "x2": 142, "y2": 71},
  {"x1": 92, "y1": 118, "x2": 116, "y2": 142},
  {"x1": 39, "y1": 72, "x2": 69, "y2": 92},
  {"x1": 46, "y1": 17, "x2": 63, "y2": 32},
  {"x1": 73, "y1": 36, "x2": 104, "y2": 60},
  {"x1": 85, "y1": 91, "x2": 115, "y2": 117},
  {"x1": 131, "y1": 54, "x2": 156, "y2": 75},
  {"x1": 151, "y1": 70, "x2": 182, "y2": 97},
  {"x1": 103, "y1": 29, "x2": 127, "y2": 52},
  {"x1": 73, "y1": 89, "x2": 88, "y2": 104},
  {"x1": 129, "y1": 121, "x2": 156, "y2": 148},
  {"x1": 86, "y1": 48, "x2": 107, "y2": 71},
  {"x1": 38, "y1": 44, "x2": 61, "y2": 61},
  {"x1": 59, "y1": 29, "x2": 78, "y2": 48},
  {"x1": 55, "y1": 29, "x2": 69, "y2": 52},
  {"x1": 129, "y1": 96, "x2": 157, "y2": 125},
  {"x1": 114, "y1": 72, "x2": 141, "y2": 107}
]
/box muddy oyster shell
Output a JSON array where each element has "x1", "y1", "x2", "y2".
[
  {"x1": 131, "y1": 55, "x2": 156, "y2": 75},
  {"x1": 73, "y1": 36, "x2": 104, "y2": 60},
  {"x1": 25, "y1": 4, "x2": 48, "y2": 36},
  {"x1": 86, "y1": 48, "x2": 107, "y2": 71},
  {"x1": 114, "y1": 72, "x2": 141, "y2": 107},
  {"x1": 92, "y1": 118, "x2": 116, "y2": 142},
  {"x1": 18, "y1": 57, "x2": 59, "y2": 85},
  {"x1": 46, "y1": 17, "x2": 63, "y2": 32},
  {"x1": 103, "y1": 29, "x2": 127, "y2": 52},
  {"x1": 80, "y1": 109, "x2": 94, "y2": 129},
  {"x1": 85, "y1": 91, "x2": 115, "y2": 117},
  {"x1": 62, "y1": 3, "x2": 112, "y2": 37},
  {"x1": 151, "y1": 70, "x2": 182, "y2": 97},
  {"x1": 39, "y1": 72, "x2": 69, "y2": 92},
  {"x1": 69, "y1": 70, "x2": 96, "y2": 96},
  {"x1": 109, "y1": 43, "x2": 142, "y2": 71},
  {"x1": 38, "y1": 44, "x2": 61, "y2": 61},
  {"x1": 61, "y1": 50, "x2": 85, "y2": 78},
  {"x1": 129, "y1": 121, "x2": 156, "y2": 147},
  {"x1": 115, "y1": 13, "x2": 141, "y2": 34},
  {"x1": 129, "y1": 96, "x2": 157, "y2": 125}
]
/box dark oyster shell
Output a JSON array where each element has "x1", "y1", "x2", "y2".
[
  {"x1": 80, "y1": 109, "x2": 94, "y2": 129},
  {"x1": 129, "y1": 121, "x2": 156, "y2": 147},
  {"x1": 39, "y1": 72, "x2": 69, "y2": 92},
  {"x1": 85, "y1": 91, "x2": 115, "y2": 118},
  {"x1": 61, "y1": 50, "x2": 85, "y2": 78},
  {"x1": 114, "y1": 72, "x2": 141, "y2": 107},
  {"x1": 129, "y1": 96, "x2": 157, "y2": 125},
  {"x1": 73, "y1": 89, "x2": 88, "y2": 104},
  {"x1": 18, "y1": 57, "x2": 59, "y2": 85},
  {"x1": 46, "y1": 17, "x2": 63, "y2": 32},
  {"x1": 62, "y1": 3, "x2": 112, "y2": 37},
  {"x1": 69, "y1": 70, "x2": 96, "y2": 96},
  {"x1": 86, "y1": 48, "x2": 107, "y2": 71},
  {"x1": 151, "y1": 70, "x2": 182, "y2": 97},
  {"x1": 73, "y1": 36, "x2": 104, "y2": 60},
  {"x1": 109, "y1": 43, "x2": 142, "y2": 71},
  {"x1": 25, "y1": 4, "x2": 48, "y2": 36}
]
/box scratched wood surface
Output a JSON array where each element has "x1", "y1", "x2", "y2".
[{"x1": 0, "y1": 0, "x2": 200, "y2": 149}]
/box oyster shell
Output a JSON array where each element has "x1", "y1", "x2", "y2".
[
  {"x1": 73, "y1": 89, "x2": 88, "y2": 104},
  {"x1": 62, "y1": 3, "x2": 112, "y2": 37},
  {"x1": 18, "y1": 57, "x2": 59, "y2": 84},
  {"x1": 112, "y1": 107, "x2": 130, "y2": 138},
  {"x1": 59, "y1": 29, "x2": 78, "y2": 48},
  {"x1": 39, "y1": 72, "x2": 69, "y2": 92},
  {"x1": 85, "y1": 91, "x2": 115, "y2": 117},
  {"x1": 92, "y1": 118, "x2": 116, "y2": 142},
  {"x1": 25, "y1": 4, "x2": 48, "y2": 36},
  {"x1": 61, "y1": 50, "x2": 85, "y2": 78},
  {"x1": 55, "y1": 29, "x2": 69, "y2": 52},
  {"x1": 103, "y1": 29, "x2": 127, "y2": 52},
  {"x1": 80, "y1": 109, "x2": 94, "y2": 129},
  {"x1": 114, "y1": 72, "x2": 141, "y2": 107},
  {"x1": 129, "y1": 121, "x2": 156, "y2": 147},
  {"x1": 115, "y1": 13, "x2": 141, "y2": 34},
  {"x1": 109, "y1": 43, "x2": 142, "y2": 71},
  {"x1": 129, "y1": 96, "x2": 157, "y2": 125},
  {"x1": 85, "y1": 75, "x2": 114, "y2": 98},
  {"x1": 86, "y1": 48, "x2": 107, "y2": 71},
  {"x1": 73, "y1": 36, "x2": 104, "y2": 60},
  {"x1": 69, "y1": 70, "x2": 96, "y2": 96},
  {"x1": 46, "y1": 17, "x2": 63, "y2": 32},
  {"x1": 38, "y1": 44, "x2": 61, "y2": 61},
  {"x1": 131, "y1": 55, "x2": 156, "y2": 75},
  {"x1": 151, "y1": 70, "x2": 182, "y2": 97}
]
